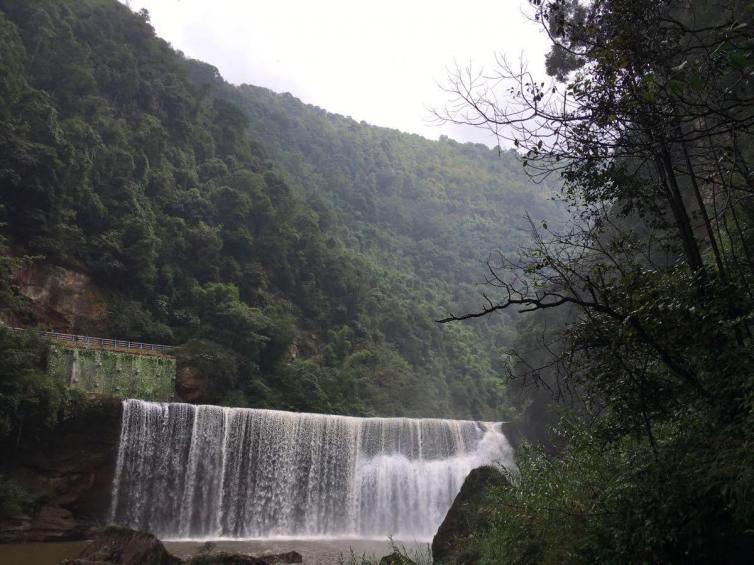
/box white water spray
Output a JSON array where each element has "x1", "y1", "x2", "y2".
[{"x1": 110, "y1": 399, "x2": 513, "y2": 541}]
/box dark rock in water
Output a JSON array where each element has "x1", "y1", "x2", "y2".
[
  {"x1": 197, "y1": 541, "x2": 216, "y2": 554},
  {"x1": 186, "y1": 550, "x2": 303, "y2": 564},
  {"x1": 59, "y1": 526, "x2": 304, "y2": 565},
  {"x1": 0, "y1": 396, "x2": 123, "y2": 542},
  {"x1": 62, "y1": 525, "x2": 181, "y2": 564},
  {"x1": 378, "y1": 551, "x2": 416, "y2": 564},
  {"x1": 432, "y1": 465, "x2": 510, "y2": 564},
  {"x1": 264, "y1": 551, "x2": 303, "y2": 564},
  {"x1": 57, "y1": 525, "x2": 304, "y2": 565}
]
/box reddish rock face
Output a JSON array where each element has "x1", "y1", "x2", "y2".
[
  {"x1": 0, "y1": 396, "x2": 123, "y2": 542},
  {"x1": 30, "y1": 506, "x2": 82, "y2": 540},
  {"x1": 175, "y1": 364, "x2": 210, "y2": 404},
  {"x1": 12, "y1": 264, "x2": 108, "y2": 334}
]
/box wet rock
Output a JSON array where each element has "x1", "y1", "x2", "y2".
[
  {"x1": 264, "y1": 552, "x2": 303, "y2": 564},
  {"x1": 379, "y1": 551, "x2": 416, "y2": 564},
  {"x1": 62, "y1": 525, "x2": 181, "y2": 565},
  {"x1": 186, "y1": 550, "x2": 302, "y2": 564},
  {"x1": 30, "y1": 505, "x2": 83, "y2": 539},
  {"x1": 432, "y1": 465, "x2": 509, "y2": 564},
  {"x1": 0, "y1": 513, "x2": 32, "y2": 541}
]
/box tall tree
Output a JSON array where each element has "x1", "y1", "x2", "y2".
[{"x1": 437, "y1": 0, "x2": 754, "y2": 560}]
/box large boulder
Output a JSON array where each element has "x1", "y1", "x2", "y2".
[
  {"x1": 63, "y1": 525, "x2": 181, "y2": 565},
  {"x1": 432, "y1": 465, "x2": 509, "y2": 564}
]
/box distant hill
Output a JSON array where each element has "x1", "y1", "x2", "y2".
[{"x1": 0, "y1": 0, "x2": 561, "y2": 419}]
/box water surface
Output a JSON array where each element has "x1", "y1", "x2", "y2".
[
  {"x1": 0, "y1": 541, "x2": 88, "y2": 565},
  {"x1": 0, "y1": 538, "x2": 428, "y2": 565}
]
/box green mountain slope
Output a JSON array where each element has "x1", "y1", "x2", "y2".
[{"x1": 0, "y1": 0, "x2": 559, "y2": 419}]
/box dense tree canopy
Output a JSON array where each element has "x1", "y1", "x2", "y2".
[{"x1": 0, "y1": 0, "x2": 559, "y2": 420}]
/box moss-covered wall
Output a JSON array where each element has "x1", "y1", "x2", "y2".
[{"x1": 47, "y1": 345, "x2": 175, "y2": 401}]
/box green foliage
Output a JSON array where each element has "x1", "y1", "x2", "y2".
[
  {"x1": 472, "y1": 409, "x2": 754, "y2": 563},
  {"x1": 176, "y1": 339, "x2": 246, "y2": 403},
  {"x1": 471, "y1": 439, "x2": 609, "y2": 565},
  {"x1": 198, "y1": 80, "x2": 562, "y2": 419},
  {"x1": 0, "y1": 0, "x2": 559, "y2": 419},
  {"x1": 0, "y1": 328, "x2": 70, "y2": 440},
  {"x1": 47, "y1": 345, "x2": 175, "y2": 400},
  {"x1": 447, "y1": 0, "x2": 754, "y2": 561},
  {"x1": 336, "y1": 542, "x2": 433, "y2": 565}
]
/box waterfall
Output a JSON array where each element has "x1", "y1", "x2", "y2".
[{"x1": 110, "y1": 399, "x2": 514, "y2": 541}]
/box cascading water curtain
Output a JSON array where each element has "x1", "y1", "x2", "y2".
[{"x1": 110, "y1": 399, "x2": 514, "y2": 540}]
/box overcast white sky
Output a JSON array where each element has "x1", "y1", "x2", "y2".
[{"x1": 120, "y1": 0, "x2": 551, "y2": 146}]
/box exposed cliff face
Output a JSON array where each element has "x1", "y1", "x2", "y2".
[
  {"x1": 0, "y1": 396, "x2": 122, "y2": 542},
  {"x1": 12, "y1": 264, "x2": 108, "y2": 334},
  {"x1": 175, "y1": 364, "x2": 210, "y2": 404}
]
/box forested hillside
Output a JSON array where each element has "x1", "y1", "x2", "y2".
[{"x1": 0, "y1": 0, "x2": 558, "y2": 420}]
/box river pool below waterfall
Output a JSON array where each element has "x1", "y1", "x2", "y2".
[{"x1": 0, "y1": 538, "x2": 428, "y2": 565}]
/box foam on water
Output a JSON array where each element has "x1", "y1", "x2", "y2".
[{"x1": 110, "y1": 399, "x2": 513, "y2": 541}]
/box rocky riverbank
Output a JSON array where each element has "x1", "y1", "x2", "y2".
[
  {"x1": 60, "y1": 526, "x2": 304, "y2": 564},
  {"x1": 0, "y1": 396, "x2": 122, "y2": 542}
]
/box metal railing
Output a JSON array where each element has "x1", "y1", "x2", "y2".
[{"x1": 7, "y1": 327, "x2": 177, "y2": 354}]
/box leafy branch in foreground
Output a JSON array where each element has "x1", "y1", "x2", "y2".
[{"x1": 437, "y1": 0, "x2": 754, "y2": 561}]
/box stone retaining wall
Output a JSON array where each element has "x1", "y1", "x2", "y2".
[{"x1": 47, "y1": 344, "x2": 175, "y2": 401}]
